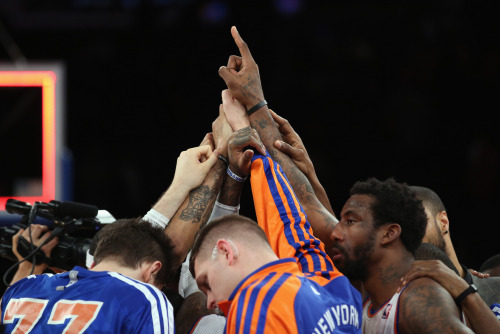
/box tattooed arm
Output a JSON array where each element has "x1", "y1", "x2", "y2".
[
  {"x1": 398, "y1": 278, "x2": 474, "y2": 333},
  {"x1": 164, "y1": 108, "x2": 232, "y2": 269},
  {"x1": 269, "y1": 109, "x2": 335, "y2": 216},
  {"x1": 218, "y1": 26, "x2": 337, "y2": 250},
  {"x1": 400, "y1": 260, "x2": 500, "y2": 334}
]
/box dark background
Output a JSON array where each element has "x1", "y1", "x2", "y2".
[{"x1": 0, "y1": 0, "x2": 498, "y2": 275}]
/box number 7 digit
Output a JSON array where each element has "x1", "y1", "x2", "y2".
[
  {"x1": 3, "y1": 298, "x2": 48, "y2": 333},
  {"x1": 48, "y1": 300, "x2": 103, "y2": 333}
]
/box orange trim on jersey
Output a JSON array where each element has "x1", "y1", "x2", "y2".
[
  {"x1": 366, "y1": 299, "x2": 392, "y2": 319},
  {"x1": 188, "y1": 316, "x2": 203, "y2": 334}
]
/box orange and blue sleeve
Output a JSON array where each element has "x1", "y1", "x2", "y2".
[
  {"x1": 226, "y1": 267, "x2": 299, "y2": 334},
  {"x1": 250, "y1": 153, "x2": 334, "y2": 275}
]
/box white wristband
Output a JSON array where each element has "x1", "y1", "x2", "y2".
[{"x1": 142, "y1": 208, "x2": 170, "y2": 229}]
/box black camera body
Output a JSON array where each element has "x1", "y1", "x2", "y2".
[{"x1": 0, "y1": 199, "x2": 102, "y2": 271}]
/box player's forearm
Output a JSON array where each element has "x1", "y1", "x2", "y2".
[
  {"x1": 165, "y1": 160, "x2": 226, "y2": 268},
  {"x1": 308, "y1": 172, "x2": 335, "y2": 216},
  {"x1": 461, "y1": 293, "x2": 500, "y2": 333},
  {"x1": 217, "y1": 173, "x2": 244, "y2": 207},
  {"x1": 151, "y1": 183, "x2": 192, "y2": 221},
  {"x1": 249, "y1": 107, "x2": 337, "y2": 249}
]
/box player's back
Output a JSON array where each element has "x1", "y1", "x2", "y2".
[{"x1": 1, "y1": 266, "x2": 174, "y2": 333}]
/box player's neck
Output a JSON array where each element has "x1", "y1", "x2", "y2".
[{"x1": 363, "y1": 252, "x2": 413, "y2": 309}]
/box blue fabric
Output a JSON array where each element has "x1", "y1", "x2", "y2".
[{"x1": 1, "y1": 266, "x2": 173, "y2": 333}]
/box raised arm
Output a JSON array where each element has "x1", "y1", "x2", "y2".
[
  {"x1": 224, "y1": 95, "x2": 335, "y2": 277},
  {"x1": 218, "y1": 26, "x2": 337, "y2": 250},
  {"x1": 269, "y1": 109, "x2": 335, "y2": 216},
  {"x1": 163, "y1": 107, "x2": 233, "y2": 269}
]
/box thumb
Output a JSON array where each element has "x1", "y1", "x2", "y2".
[
  {"x1": 202, "y1": 148, "x2": 220, "y2": 170},
  {"x1": 241, "y1": 149, "x2": 254, "y2": 174},
  {"x1": 274, "y1": 140, "x2": 300, "y2": 159},
  {"x1": 218, "y1": 66, "x2": 233, "y2": 85},
  {"x1": 221, "y1": 89, "x2": 232, "y2": 104}
]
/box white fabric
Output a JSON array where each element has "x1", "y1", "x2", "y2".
[
  {"x1": 143, "y1": 209, "x2": 170, "y2": 229},
  {"x1": 362, "y1": 290, "x2": 403, "y2": 334},
  {"x1": 208, "y1": 201, "x2": 240, "y2": 221},
  {"x1": 192, "y1": 314, "x2": 226, "y2": 334},
  {"x1": 178, "y1": 252, "x2": 200, "y2": 299},
  {"x1": 362, "y1": 287, "x2": 466, "y2": 333}
]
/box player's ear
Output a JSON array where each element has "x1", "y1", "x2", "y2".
[
  {"x1": 144, "y1": 260, "x2": 162, "y2": 285},
  {"x1": 216, "y1": 239, "x2": 239, "y2": 266},
  {"x1": 436, "y1": 211, "x2": 449, "y2": 236},
  {"x1": 380, "y1": 223, "x2": 401, "y2": 246}
]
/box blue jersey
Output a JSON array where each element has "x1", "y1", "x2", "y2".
[{"x1": 1, "y1": 266, "x2": 174, "y2": 333}]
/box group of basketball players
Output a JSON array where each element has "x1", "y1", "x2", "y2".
[{"x1": 2, "y1": 26, "x2": 500, "y2": 334}]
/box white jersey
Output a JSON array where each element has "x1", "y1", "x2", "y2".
[
  {"x1": 362, "y1": 286, "x2": 466, "y2": 334},
  {"x1": 362, "y1": 288, "x2": 405, "y2": 334}
]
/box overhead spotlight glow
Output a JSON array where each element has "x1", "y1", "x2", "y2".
[
  {"x1": 275, "y1": 0, "x2": 302, "y2": 16},
  {"x1": 200, "y1": 1, "x2": 228, "y2": 24}
]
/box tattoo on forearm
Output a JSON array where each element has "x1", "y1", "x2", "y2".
[
  {"x1": 179, "y1": 185, "x2": 217, "y2": 223},
  {"x1": 179, "y1": 161, "x2": 225, "y2": 224},
  {"x1": 314, "y1": 208, "x2": 336, "y2": 231},
  {"x1": 255, "y1": 118, "x2": 268, "y2": 130}
]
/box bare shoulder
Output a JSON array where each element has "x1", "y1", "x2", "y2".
[{"x1": 398, "y1": 277, "x2": 472, "y2": 334}]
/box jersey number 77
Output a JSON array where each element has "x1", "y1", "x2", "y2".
[{"x1": 3, "y1": 298, "x2": 102, "y2": 333}]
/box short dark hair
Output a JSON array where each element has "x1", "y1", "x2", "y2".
[
  {"x1": 189, "y1": 214, "x2": 271, "y2": 278},
  {"x1": 409, "y1": 186, "x2": 446, "y2": 217},
  {"x1": 480, "y1": 253, "x2": 500, "y2": 272},
  {"x1": 415, "y1": 243, "x2": 459, "y2": 275},
  {"x1": 350, "y1": 177, "x2": 427, "y2": 254},
  {"x1": 93, "y1": 217, "x2": 175, "y2": 285}
]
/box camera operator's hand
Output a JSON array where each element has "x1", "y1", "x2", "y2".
[{"x1": 10, "y1": 224, "x2": 59, "y2": 285}]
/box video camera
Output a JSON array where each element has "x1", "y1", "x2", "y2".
[{"x1": 0, "y1": 198, "x2": 106, "y2": 271}]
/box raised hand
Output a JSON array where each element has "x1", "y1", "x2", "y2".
[
  {"x1": 218, "y1": 26, "x2": 265, "y2": 110},
  {"x1": 171, "y1": 145, "x2": 219, "y2": 193},
  {"x1": 221, "y1": 89, "x2": 250, "y2": 131},
  {"x1": 270, "y1": 109, "x2": 314, "y2": 178},
  {"x1": 227, "y1": 127, "x2": 266, "y2": 178},
  {"x1": 212, "y1": 101, "x2": 234, "y2": 159}
]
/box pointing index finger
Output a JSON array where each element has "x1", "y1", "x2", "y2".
[{"x1": 231, "y1": 26, "x2": 254, "y2": 61}]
